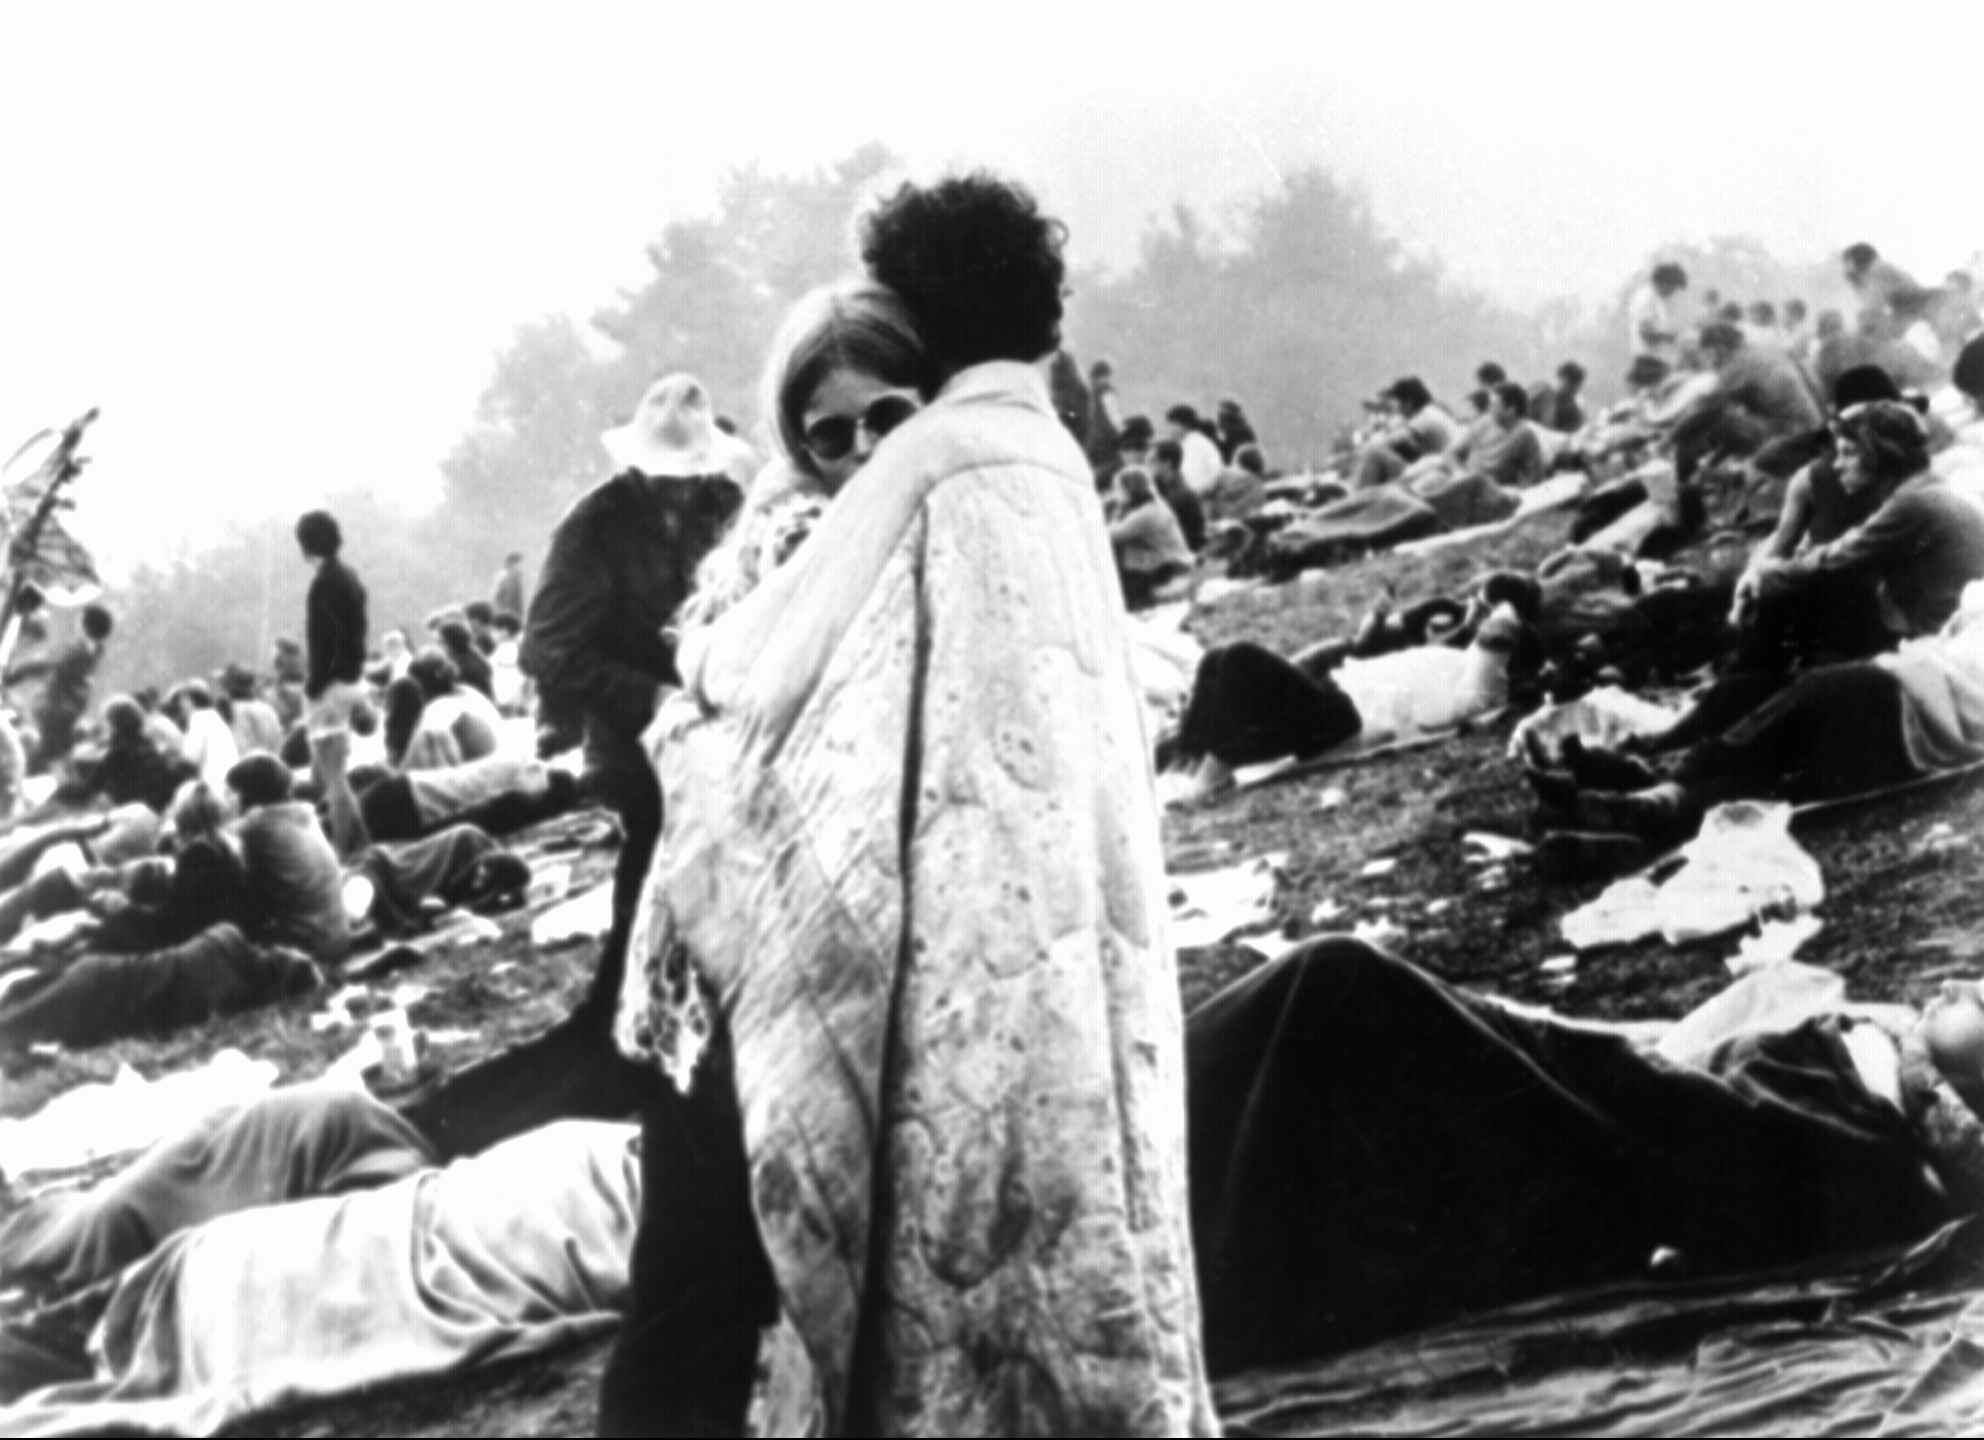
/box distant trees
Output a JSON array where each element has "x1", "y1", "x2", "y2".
[{"x1": 81, "y1": 147, "x2": 1853, "y2": 696}]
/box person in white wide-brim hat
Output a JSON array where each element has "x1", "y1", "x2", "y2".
[
  {"x1": 405, "y1": 372, "x2": 750, "y2": 1159},
  {"x1": 600, "y1": 373, "x2": 758, "y2": 487}
]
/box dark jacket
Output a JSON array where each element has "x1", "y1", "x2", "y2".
[
  {"x1": 520, "y1": 471, "x2": 742, "y2": 771},
  {"x1": 304, "y1": 558, "x2": 368, "y2": 699},
  {"x1": 449, "y1": 643, "x2": 495, "y2": 701}
]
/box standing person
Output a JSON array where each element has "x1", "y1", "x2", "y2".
[
  {"x1": 1628, "y1": 261, "x2": 1690, "y2": 368},
  {"x1": 1048, "y1": 346, "x2": 1091, "y2": 445},
  {"x1": 601, "y1": 173, "x2": 1214, "y2": 1437},
  {"x1": 295, "y1": 510, "x2": 369, "y2": 858},
  {"x1": 490, "y1": 551, "x2": 527, "y2": 622},
  {"x1": 404, "y1": 375, "x2": 747, "y2": 1157},
  {"x1": 9, "y1": 603, "x2": 113, "y2": 773},
  {"x1": 1085, "y1": 357, "x2": 1124, "y2": 472}
]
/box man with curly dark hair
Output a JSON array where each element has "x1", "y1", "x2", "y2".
[{"x1": 599, "y1": 172, "x2": 1216, "y2": 1436}]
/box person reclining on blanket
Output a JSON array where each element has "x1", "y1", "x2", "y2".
[
  {"x1": 7, "y1": 938, "x2": 1984, "y2": 1427},
  {"x1": 1159, "y1": 576, "x2": 1539, "y2": 801},
  {"x1": 1527, "y1": 572, "x2": 1984, "y2": 844},
  {"x1": 1615, "y1": 398, "x2": 1984, "y2": 764},
  {"x1": 356, "y1": 748, "x2": 577, "y2": 845},
  {"x1": 20, "y1": 697, "x2": 196, "y2": 824}
]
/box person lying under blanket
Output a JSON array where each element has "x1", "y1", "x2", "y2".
[
  {"x1": 356, "y1": 753, "x2": 579, "y2": 844},
  {"x1": 4, "y1": 938, "x2": 1982, "y2": 1430},
  {"x1": 1159, "y1": 577, "x2": 1539, "y2": 801}
]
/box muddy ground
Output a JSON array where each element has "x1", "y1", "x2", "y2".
[{"x1": 6, "y1": 505, "x2": 1982, "y2": 1435}]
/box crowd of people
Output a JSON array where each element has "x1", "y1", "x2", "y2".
[{"x1": 4, "y1": 191, "x2": 1984, "y2": 1439}]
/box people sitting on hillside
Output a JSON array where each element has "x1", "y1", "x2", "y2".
[
  {"x1": 1108, "y1": 465, "x2": 1194, "y2": 611},
  {"x1": 437, "y1": 620, "x2": 495, "y2": 702},
  {"x1": 1150, "y1": 440, "x2": 1209, "y2": 551},
  {"x1": 357, "y1": 751, "x2": 578, "y2": 845},
  {"x1": 1670, "y1": 321, "x2": 1826, "y2": 482},
  {"x1": 1215, "y1": 397, "x2": 1257, "y2": 462},
  {"x1": 225, "y1": 753, "x2": 350, "y2": 965},
  {"x1": 1530, "y1": 361, "x2": 1587, "y2": 433},
  {"x1": 1351, "y1": 377, "x2": 1460, "y2": 490},
  {"x1": 47, "y1": 697, "x2": 195, "y2": 815},
  {"x1": 1167, "y1": 403, "x2": 1226, "y2": 495},
  {"x1": 222, "y1": 666, "x2": 285, "y2": 759},
  {"x1": 1444, "y1": 381, "x2": 1547, "y2": 490},
  {"x1": 168, "y1": 680, "x2": 240, "y2": 793},
  {"x1": 388, "y1": 652, "x2": 505, "y2": 771}
]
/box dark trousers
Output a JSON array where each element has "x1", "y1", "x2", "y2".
[
  {"x1": 1176, "y1": 642, "x2": 1363, "y2": 766},
  {"x1": 1651, "y1": 577, "x2": 1895, "y2": 755},
  {"x1": 401, "y1": 759, "x2": 657, "y2": 1161},
  {"x1": 597, "y1": 1024, "x2": 777, "y2": 1436},
  {"x1": 1676, "y1": 662, "x2": 1918, "y2": 801}
]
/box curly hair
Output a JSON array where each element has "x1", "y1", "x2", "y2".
[
  {"x1": 859, "y1": 172, "x2": 1067, "y2": 385},
  {"x1": 760, "y1": 280, "x2": 925, "y2": 478}
]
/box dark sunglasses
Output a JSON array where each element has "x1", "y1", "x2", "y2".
[{"x1": 803, "y1": 394, "x2": 919, "y2": 463}]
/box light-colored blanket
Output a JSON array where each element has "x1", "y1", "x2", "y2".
[
  {"x1": 1880, "y1": 580, "x2": 1984, "y2": 771},
  {"x1": 622, "y1": 361, "x2": 1215, "y2": 1434},
  {"x1": 0, "y1": 1120, "x2": 639, "y2": 1438}
]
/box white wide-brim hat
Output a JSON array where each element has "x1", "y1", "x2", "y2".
[{"x1": 601, "y1": 372, "x2": 725, "y2": 478}]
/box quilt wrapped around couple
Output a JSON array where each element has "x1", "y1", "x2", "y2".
[
  {"x1": 0, "y1": 1119, "x2": 640, "y2": 1438},
  {"x1": 620, "y1": 365, "x2": 1216, "y2": 1434}
]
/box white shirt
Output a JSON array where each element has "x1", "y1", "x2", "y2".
[
  {"x1": 1179, "y1": 429, "x2": 1224, "y2": 496},
  {"x1": 1628, "y1": 285, "x2": 1684, "y2": 363},
  {"x1": 181, "y1": 708, "x2": 240, "y2": 791}
]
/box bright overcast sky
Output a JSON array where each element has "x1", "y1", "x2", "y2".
[{"x1": 4, "y1": 0, "x2": 1980, "y2": 572}]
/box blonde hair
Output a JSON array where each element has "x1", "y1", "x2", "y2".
[
  {"x1": 169, "y1": 779, "x2": 230, "y2": 840},
  {"x1": 758, "y1": 280, "x2": 924, "y2": 478}
]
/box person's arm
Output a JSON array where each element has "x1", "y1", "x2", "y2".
[
  {"x1": 1758, "y1": 468, "x2": 1816, "y2": 565},
  {"x1": 1770, "y1": 489, "x2": 1924, "y2": 586},
  {"x1": 518, "y1": 507, "x2": 671, "y2": 739},
  {"x1": 304, "y1": 579, "x2": 333, "y2": 700}
]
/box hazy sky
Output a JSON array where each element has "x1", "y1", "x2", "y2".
[{"x1": 4, "y1": 1, "x2": 1980, "y2": 572}]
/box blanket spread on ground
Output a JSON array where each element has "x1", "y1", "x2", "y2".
[
  {"x1": 0, "y1": 1119, "x2": 639, "y2": 1438},
  {"x1": 623, "y1": 363, "x2": 1215, "y2": 1434}
]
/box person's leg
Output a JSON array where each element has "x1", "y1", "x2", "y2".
[
  {"x1": 0, "y1": 868, "x2": 84, "y2": 946},
  {"x1": 1638, "y1": 668, "x2": 1790, "y2": 754},
  {"x1": 1679, "y1": 662, "x2": 1918, "y2": 800},
  {"x1": 356, "y1": 774, "x2": 422, "y2": 844},
  {"x1": 308, "y1": 702, "x2": 369, "y2": 860},
  {"x1": 598, "y1": 1024, "x2": 777, "y2": 1437},
  {"x1": 0, "y1": 816, "x2": 106, "y2": 893},
  {"x1": 1176, "y1": 643, "x2": 1362, "y2": 768}
]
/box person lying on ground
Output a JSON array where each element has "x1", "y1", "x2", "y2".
[
  {"x1": 0, "y1": 921, "x2": 320, "y2": 1055},
  {"x1": 7, "y1": 938, "x2": 1983, "y2": 1424},
  {"x1": 74, "y1": 780, "x2": 249, "y2": 954},
  {"x1": 34, "y1": 697, "x2": 194, "y2": 819},
  {"x1": 356, "y1": 751, "x2": 578, "y2": 845},
  {"x1": 1527, "y1": 577, "x2": 1984, "y2": 843},
  {"x1": 344, "y1": 822, "x2": 531, "y2": 937},
  {"x1": 1160, "y1": 580, "x2": 1538, "y2": 801}
]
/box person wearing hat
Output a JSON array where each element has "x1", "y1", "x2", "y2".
[{"x1": 517, "y1": 371, "x2": 747, "y2": 1100}]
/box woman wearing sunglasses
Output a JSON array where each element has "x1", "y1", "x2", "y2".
[
  {"x1": 676, "y1": 281, "x2": 923, "y2": 631},
  {"x1": 602, "y1": 176, "x2": 1215, "y2": 1436}
]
